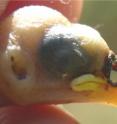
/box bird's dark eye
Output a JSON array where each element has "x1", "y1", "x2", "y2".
[{"x1": 39, "y1": 28, "x2": 91, "y2": 79}]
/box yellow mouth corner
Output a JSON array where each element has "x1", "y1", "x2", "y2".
[
  {"x1": 71, "y1": 74, "x2": 107, "y2": 92},
  {"x1": 70, "y1": 74, "x2": 117, "y2": 106}
]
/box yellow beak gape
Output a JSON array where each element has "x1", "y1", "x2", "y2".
[{"x1": 71, "y1": 74, "x2": 107, "y2": 92}]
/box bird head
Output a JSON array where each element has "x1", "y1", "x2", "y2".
[{"x1": 0, "y1": 6, "x2": 117, "y2": 106}]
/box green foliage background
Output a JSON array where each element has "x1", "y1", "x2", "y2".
[{"x1": 80, "y1": 1, "x2": 117, "y2": 52}]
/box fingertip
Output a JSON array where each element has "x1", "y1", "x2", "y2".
[
  {"x1": 0, "y1": 0, "x2": 83, "y2": 22},
  {"x1": 0, "y1": 105, "x2": 80, "y2": 124}
]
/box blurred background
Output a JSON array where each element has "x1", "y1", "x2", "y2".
[{"x1": 64, "y1": 1, "x2": 117, "y2": 124}]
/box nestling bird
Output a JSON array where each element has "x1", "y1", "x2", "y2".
[{"x1": 0, "y1": 5, "x2": 117, "y2": 106}]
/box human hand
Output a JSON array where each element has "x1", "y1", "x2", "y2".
[
  {"x1": 0, "y1": 0, "x2": 83, "y2": 22},
  {"x1": 0, "y1": 0, "x2": 83, "y2": 124}
]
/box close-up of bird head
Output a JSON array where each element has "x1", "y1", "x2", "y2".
[{"x1": 0, "y1": 5, "x2": 117, "y2": 107}]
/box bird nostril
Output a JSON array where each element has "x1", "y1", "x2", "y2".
[
  {"x1": 103, "y1": 51, "x2": 117, "y2": 86},
  {"x1": 39, "y1": 28, "x2": 90, "y2": 79},
  {"x1": 112, "y1": 54, "x2": 117, "y2": 71},
  {"x1": 111, "y1": 53, "x2": 117, "y2": 86}
]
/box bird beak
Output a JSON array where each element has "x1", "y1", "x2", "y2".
[{"x1": 71, "y1": 74, "x2": 117, "y2": 106}]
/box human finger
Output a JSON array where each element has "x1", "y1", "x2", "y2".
[
  {"x1": 0, "y1": 105, "x2": 79, "y2": 124},
  {"x1": 0, "y1": 0, "x2": 83, "y2": 22}
]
